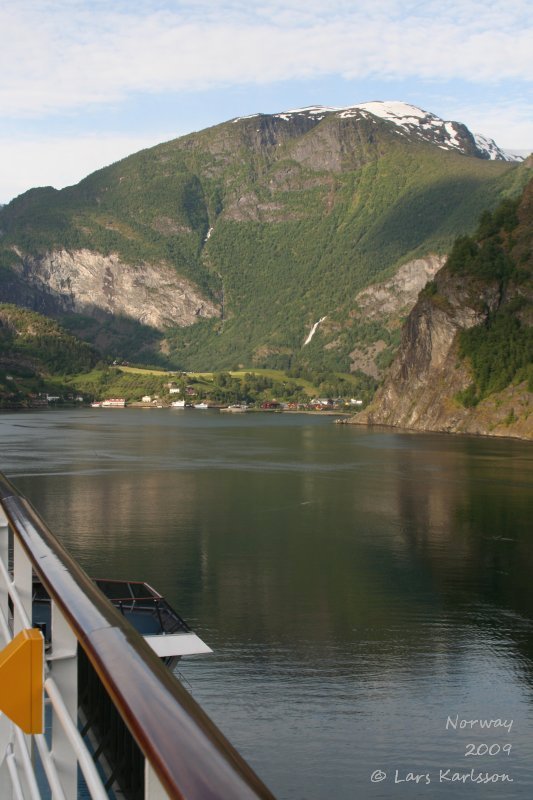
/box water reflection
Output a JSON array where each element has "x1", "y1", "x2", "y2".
[{"x1": 2, "y1": 410, "x2": 533, "y2": 799}]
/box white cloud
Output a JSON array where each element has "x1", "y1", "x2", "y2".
[
  {"x1": 1, "y1": 0, "x2": 531, "y2": 202},
  {"x1": 0, "y1": 133, "x2": 174, "y2": 204},
  {"x1": 0, "y1": 1, "x2": 532, "y2": 118}
]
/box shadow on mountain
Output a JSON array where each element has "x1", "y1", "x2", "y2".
[
  {"x1": 0, "y1": 266, "x2": 168, "y2": 366},
  {"x1": 364, "y1": 173, "x2": 510, "y2": 267}
]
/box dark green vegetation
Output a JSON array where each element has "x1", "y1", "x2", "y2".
[
  {"x1": 0, "y1": 304, "x2": 97, "y2": 406},
  {"x1": 451, "y1": 182, "x2": 533, "y2": 405},
  {"x1": 0, "y1": 299, "x2": 370, "y2": 407},
  {"x1": 458, "y1": 313, "x2": 532, "y2": 404},
  {"x1": 0, "y1": 110, "x2": 530, "y2": 372}
]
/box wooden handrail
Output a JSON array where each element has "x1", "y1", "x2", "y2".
[{"x1": 0, "y1": 473, "x2": 275, "y2": 800}]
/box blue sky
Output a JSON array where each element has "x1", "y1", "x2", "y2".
[{"x1": 1, "y1": 0, "x2": 532, "y2": 203}]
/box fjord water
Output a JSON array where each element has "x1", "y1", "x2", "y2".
[{"x1": 2, "y1": 409, "x2": 533, "y2": 799}]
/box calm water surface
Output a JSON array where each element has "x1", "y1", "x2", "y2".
[{"x1": 1, "y1": 408, "x2": 533, "y2": 799}]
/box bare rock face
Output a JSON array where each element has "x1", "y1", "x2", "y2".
[
  {"x1": 348, "y1": 254, "x2": 446, "y2": 377},
  {"x1": 354, "y1": 274, "x2": 490, "y2": 431},
  {"x1": 353, "y1": 269, "x2": 532, "y2": 439},
  {"x1": 359, "y1": 291, "x2": 485, "y2": 430},
  {"x1": 354, "y1": 255, "x2": 446, "y2": 319},
  {"x1": 13, "y1": 249, "x2": 220, "y2": 329},
  {"x1": 348, "y1": 340, "x2": 387, "y2": 379}
]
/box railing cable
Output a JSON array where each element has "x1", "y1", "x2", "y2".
[
  {"x1": 13, "y1": 727, "x2": 42, "y2": 800},
  {"x1": 44, "y1": 678, "x2": 108, "y2": 800}
]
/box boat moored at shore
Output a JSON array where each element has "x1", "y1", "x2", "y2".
[{"x1": 91, "y1": 398, "x2": 126, "y2": 407}]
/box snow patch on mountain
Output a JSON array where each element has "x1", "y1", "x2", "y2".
[
  {"x1": 233, "y1": 100, "x2": 523, "y2": 162},
  {"x1": 242, "y1": 100, "x2": 518, "y2": 163},
  {"x1": 473, "y1": 133, "x2": 521, "y2": 162},
  {"x1": 344, "y1": 101, "x2": 506, "y2": 160},
  {"x1": 232, "y1": 113, "x2": 260, "y2": 123}
]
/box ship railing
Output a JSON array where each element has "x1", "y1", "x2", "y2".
[{"x1": 0, "y1": 472, "x2": 275, "y2": 800}]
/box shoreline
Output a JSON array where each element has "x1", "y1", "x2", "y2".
[{"x1": 1, "y1": 404, "x2": 353, "y2": 417}]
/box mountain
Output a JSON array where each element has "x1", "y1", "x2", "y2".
[
  {"x1": 0, "y1": 101, "x2": 530, "y2": 372},
  {"x1": 352, "y1": 177, "x2": 533, "y2": 440}
]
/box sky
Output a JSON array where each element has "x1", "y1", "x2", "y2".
[{"x1": 1, "y1": 0, "x2": 532, "y2": 204}]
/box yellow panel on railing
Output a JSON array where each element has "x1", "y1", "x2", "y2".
[{"x1": 0, "y1": 628, "x2": 43, "y2": 734}]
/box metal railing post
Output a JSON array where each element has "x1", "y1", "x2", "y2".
[
  {"x1": 13, "y1": 537, "x2": 32, "y2": 636},
  {"x1": 0, "y1": 514, "x2": 8, "y2": 634},
  {"x1": 11, "y1": 533, "x2": 36, "y2": 800},
  {"x1": 50, "y1": 601, "x2": 79, "y2": 799},
  {"x1": 0, "y1": 718, "x2": 15, "y2": 800},
  {"x1": 0, "y1": 515, "x2": 14, "y2": 800},
  {"x1": 145, "y1": 762, "x2": 169, "y2": 800}
]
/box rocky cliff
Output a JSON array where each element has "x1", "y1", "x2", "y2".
[
  {"x1": 347, "y1": 254, "x2": 446, "y2": 377},
  {"x1": 353, "y1": 181, "x2": 533, "y2": 440},
  {"x1": 8, "y1": 248, "x2": 219, "y2": 329}
]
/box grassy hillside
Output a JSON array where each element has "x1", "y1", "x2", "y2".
[
  {"x1": 0, "y1": 304, "x2": 96, "y2": 372},
  {"x1": 0, "y1": 301, "x2": 371, "y2": 407},
  {"x1": 0, "y1": 304, "x2": 98, "y2": 406},
  {"x1": 68, "y1": 364, "x2": 372, "y2": 406},
  {"x1": 0, "y1": 112, "x2": 530, "y2": 371}
]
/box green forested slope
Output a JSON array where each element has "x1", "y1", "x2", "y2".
[
  {"x1": 0, "y1": 304, "x2": 98, "y2": 406},
  {"x1": 0, "y1": 304, "x2": 96, "y2": 373},
  {"x1": 450, "y1": 188, "x2": 533, "y2": 403},
  {"x1": 0, "y1": 111, "x2": 530, "y2": 370}
]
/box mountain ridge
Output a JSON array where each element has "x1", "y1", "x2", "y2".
[
  {"x1": 0, "y1": 101, "x2": 530, "y2": 377},
  {"x1": 231, "y1": 101, "x2": 519, "y2": 162}
]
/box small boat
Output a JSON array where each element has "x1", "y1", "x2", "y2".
[
  {"x1": 170, "y1": 400, "x2": 186, "y2": 408},
  {"x1": 101, "y1": 398, "x2": 126, "y2": 407},
  {"x1": 221, "y1": 404, "x2": 248, "y2": 413},
  {"x1": 33, "y1": 577, "x2": 211, "y2": 669},
  {"x1": 90, "y1": 402, "x2": 102, "y2": 408},
  {"x1": 193, "y1": 402, "x2": 209, "y2": 409}
]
